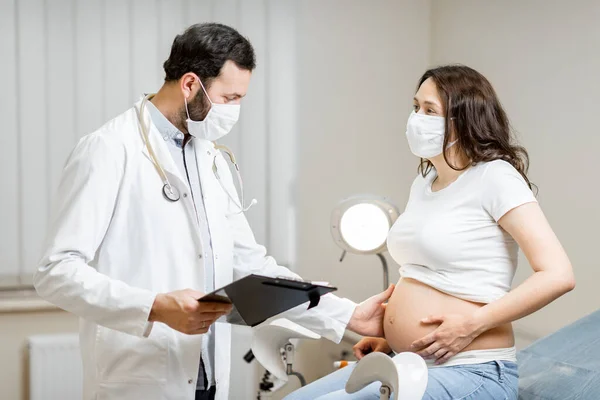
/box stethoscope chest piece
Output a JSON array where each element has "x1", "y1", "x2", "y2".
[{"x1": 162, "y1": 183, "x2": 180, "y2": 202}]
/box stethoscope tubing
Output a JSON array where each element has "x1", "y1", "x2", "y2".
[{"x1": 137, "y1": 94, "x2": 253, "y2": 213}]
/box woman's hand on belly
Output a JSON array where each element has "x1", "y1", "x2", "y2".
[{"x1": 411, "y1": 313, "x2": 483, "y2": 365}]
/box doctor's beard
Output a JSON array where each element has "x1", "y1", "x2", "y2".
[{"x1": 178, "y1": 90, "x2": 211, "y2": 133}]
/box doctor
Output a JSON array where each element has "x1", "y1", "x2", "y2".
[{"x1": 34, "y1": 23, "x2": 393, "y2": 400}]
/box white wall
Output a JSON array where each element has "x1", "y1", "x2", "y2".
[
  {"x1": 295, "y1": 0, "x2": 431, "y2": 303},
  {"x1": 430, "y1": 0, "x2": 600, "y2": 342}
]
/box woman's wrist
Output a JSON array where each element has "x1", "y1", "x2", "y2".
[{"x1": 470, "y1": 308, "x2": 492, "y2": 336}]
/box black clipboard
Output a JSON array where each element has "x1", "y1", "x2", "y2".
[{"x1": 197, "y1": 274, "x2": 337, "y2": 327}]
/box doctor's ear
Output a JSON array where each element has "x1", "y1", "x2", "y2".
[{"x1": 180, "y1": 73, "x2": 200, "y2": 99}]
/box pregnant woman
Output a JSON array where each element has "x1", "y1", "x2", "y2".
[{"x1": 284, "y1": 65, "x2": 575, "y2": 400}]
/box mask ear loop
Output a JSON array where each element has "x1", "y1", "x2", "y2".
[
  {"x1": 184, "y1": 75, "x2": 214, "y2": 122},
  {"x1": 445, "y1": 116, "x2": 458, "y2": 149},
  {"x1": 446, "y1": 116, "x2": 473, "y2": 166},
  {"x1": 184, "y1": 96, "x2": 192, "y2": 120},
  {"x1": 196, "y1": 76, "x2": 213, "y2": 104}
]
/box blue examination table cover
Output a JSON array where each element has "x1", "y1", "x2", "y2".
[{"x1": 517, "y1": 309, "x2": 600, "y2": 399}]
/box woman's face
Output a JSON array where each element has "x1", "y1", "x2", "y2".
[
  {"x1": 412, "y1": 77, "x2": 462, "y2": 161},
  {"x1": 413, "y1": 78, "x2": 444, "y2": 116}
]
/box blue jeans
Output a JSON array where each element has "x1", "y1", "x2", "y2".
[{"x1": 284, "y1": 361, "x2": 518, "y2": 400}]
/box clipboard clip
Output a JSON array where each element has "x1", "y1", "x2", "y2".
[
  {"x1": 275, "y1": 276, "x2": 331, "y2": 287},
  {"x1": 308, "y1": 290, "x2": 320, "y2": 310}
]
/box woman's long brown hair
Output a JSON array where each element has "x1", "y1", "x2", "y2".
[{"x1": 417, "y1": 65, "x2": 534, "y2": 190}]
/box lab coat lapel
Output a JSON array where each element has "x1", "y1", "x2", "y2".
[{"x1": 193, "y1": 139, "x2": 233, "y2": 289}]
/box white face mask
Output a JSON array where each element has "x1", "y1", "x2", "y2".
[
  {"x1": 405, "y1": 111, "x2": 455, "y2": 159},
  {"x1": 185, "y1": 78, "x2": 240, "y2": 141}
]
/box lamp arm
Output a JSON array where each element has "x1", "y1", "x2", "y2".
[{"x1": 376, "y1": 253, "x2": 389, "y2": 291}]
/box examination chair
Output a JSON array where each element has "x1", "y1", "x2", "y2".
[
  {"x1": 251, "y1": 319, "x2": 428, "y2": 400},
  {"x1": 252, "y1": 310, "x2": 600, "y2": 400}
]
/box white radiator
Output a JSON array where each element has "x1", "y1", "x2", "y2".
[{"x1": 28, "y1": 333, "x2": 82, "y2": 400}]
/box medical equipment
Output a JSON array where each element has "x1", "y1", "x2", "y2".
[
  {"x1": 405, "y1": 111, "x2": 455, "y2": 159},
  {"x1": 137, "y1": 94, "x2": 180, "y2": 202},
  {"x1": 346, "y1": 352, "x2": 428, "y2": 400},
  {"x1": 137, "y1": 94, "x2": 256, "y2": 212},
  {"x1": 250, "y1": 318, "x2": 319, "y2": 398},
  {"x1": 184, "y1": 73, "x2": 240, "y2": 142},
  {"x1": 330, "y1": 195, "x2": 400, "y2": 290},
  {"x1": 213, "y1": 144, "x2": 257, "y2": 213},
  {"x1": 250, "y1": 318, "x2": 428, "y2": 400}
]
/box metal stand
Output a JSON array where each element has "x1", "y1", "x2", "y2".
[
  {"x1": 339, "y1": 252, "x2": 390, "y2": 291},
  {"x1": 248, "y1": 342, "x2": 307, "y2": 399},
  {"x1": 283, "y1": 342, "x2": 307, "y2": 386},
  {"x1": 376, "y1": 253, "x2": 389, "y2": 291}
]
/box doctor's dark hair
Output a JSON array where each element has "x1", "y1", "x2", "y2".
[
  {"x1": 417, "y1": 65, "x2": 534, "y2": 190},
  {"x1": 163, "y1": 23, "x2": 256, "y2": 85}
]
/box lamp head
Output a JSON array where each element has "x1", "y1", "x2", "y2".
[{"x1": 331, "y1": 195, "x2": 400, "y2": 255}]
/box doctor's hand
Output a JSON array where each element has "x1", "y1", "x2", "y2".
[
  {"x1": 346, "y1": 284, "x2": 395, "y2": 337},
  {"x1": 353, "y1": 337, "x2": 392, "y2": 360},
  {"x1": 149, "y1": 289, "x2": 232, "y2": 335}
]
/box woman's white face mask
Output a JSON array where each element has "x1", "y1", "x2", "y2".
[
  {"x1": 185, "y1": 77, "x2": 240, "y2": 142},
  {"x1": 405, "y1": 111, "x2": 455, "y2": 159}
]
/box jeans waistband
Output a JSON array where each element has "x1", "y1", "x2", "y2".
[{"x1": 425, "y1": 347, "x2": 517, "y2": 368}]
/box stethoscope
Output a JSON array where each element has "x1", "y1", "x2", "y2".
[{"x1": 137, "y1": 94, "x2": 257, "y2": 214}]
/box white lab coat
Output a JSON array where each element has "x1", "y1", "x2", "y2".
[{"x1": 33, "y1": 99, "x2": 357, "y2": 400}]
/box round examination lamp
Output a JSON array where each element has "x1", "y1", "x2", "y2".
[{"x1": 331, "y1": 195, "x2": 400, "y2": 290}]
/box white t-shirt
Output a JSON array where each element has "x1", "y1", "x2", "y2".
[{"x1": 387, "y1": 160, "x2": 537, "y2": 304}]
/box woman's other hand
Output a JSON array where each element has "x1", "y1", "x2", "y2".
[{"x1": 353, "y1": 337, "x2": 392, "y2": 360}]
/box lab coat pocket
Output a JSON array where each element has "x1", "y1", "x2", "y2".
[{"x1": 96, "y1": 323, "x2": 169, "y2": 383}]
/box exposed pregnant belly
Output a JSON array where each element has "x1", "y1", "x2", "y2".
[{"x1": 384, "y1": 278, "x2": 514, "y2": 354}]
